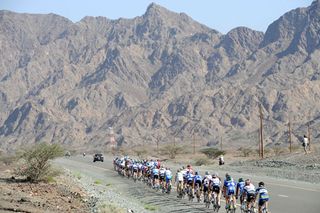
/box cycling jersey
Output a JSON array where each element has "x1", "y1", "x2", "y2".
[
  {"x1": 152, "y1": 168, "x2": 159, "y2": 175},
  {"x1": 256, "y1": 187, "x2": 269, "y2": 204},
  {"x1": 177, "y1": 172, "x2": 184, "y2": 182},
  {"x1": 187, "y1": 173, "x2": 194, "y2": 184},
  {"x1": 212, "y1": 177, "x2": 221, "y2": 186},
  {"x1": 224, "y1": 178, "x2": 236, "y2": 195},
  {"x1": 244, "y1": 183, "x2": 255, "y2": 194},
  {"x1": 244, "y1": 183, "x2": 256, "y2": 202},
  {"x1": 165, "y1": 170, "x2": 172, "y2": 182},
  {"x1": 132, "y1": 164, "x2": 138, "y2": 172},
  {"x1": 194, "y1": 175, "x2": 202, "y2": 182},
  {"x1": 237, "y1": 181, "x2": 245, "y2": 195}
]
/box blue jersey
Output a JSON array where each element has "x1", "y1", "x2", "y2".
[
  {"x1": 237, "y1": 181, "x2": 245, "y2": 194},
  {"x1": 224, "y1": 179, "x2": 236, "y2": 195},
  {"x1": 194, "y1": 175, "x2": 202, "y2": 182},
  {"x1": 187, "y1": 173, "x2": 194, "y2": 182},
  {"x1": 153, "y1": 168, "x2": 159, "y2": 175},
  {"x1": 256, "y1": 187, "x2": 269, "y2": 201}
]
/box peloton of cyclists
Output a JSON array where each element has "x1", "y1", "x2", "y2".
[{"x1": 113, "y1": 156, "x2": 270, "y2": 211}]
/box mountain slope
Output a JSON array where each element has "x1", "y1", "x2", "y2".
[{"x1": 0, "y1": 2, "x2": 319, "y2": 151}]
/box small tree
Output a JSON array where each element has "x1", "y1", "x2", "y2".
[
  {"x1": 200, "y1": 147, "x2": 225, "y2": 159},
  {"x1": 238, "y1": 147, "x2": 252, "y2": 157},
  {"x1": 160, "y1": 145, "x2": 183, "y2": 159},
  {"x1": 15, "y1": 143, "x2": 64, "y2": 182},
  {"x1": 134, "y1": 149, "x2": 148, "y2": 159}
]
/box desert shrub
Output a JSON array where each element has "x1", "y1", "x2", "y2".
[
  {"x1": 144, "y1": 204, "x2": 157, "y2": 211},
  {"x1": 134, "y1": 149, "x2": 148, "y2": 159},
  {"x1": 200, "y1": 147, "x2": 225, "y2": 159},
  {"x1": 94, "y1": 179, "x2": 102, "y2": 185},
  {"x1": 194, "y1": 157, "x2": 210, "y2": 166},
  {"x1": 238, "y1": 147, "x2": 252, "y2": 157},
  {"x1": 0, "y1": 154, "x2": 17, "y2": 166},
  {"x1": 160, "y1": 145, "x2": 183, "y2": 159},
  {"x1": 99, "y1": 203, "x2": 125, "y2": 213},
  {"x1": 15, "y1": 143, "x2": 64, "y2": 182},
  {"x1": 272, "y1": 145, "x2": 286, "y2": 156}
]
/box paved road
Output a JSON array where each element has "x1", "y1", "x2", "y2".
[{"x1": 55, "y1": 155, "x2": 320, "y2": 213}]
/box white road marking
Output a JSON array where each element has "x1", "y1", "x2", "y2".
[{"x1": 278, "y1": 194, "x2": 289, "y2": 198}]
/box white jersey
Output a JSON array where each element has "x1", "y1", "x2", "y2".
[
  {"x1": 212, "y1": 177, "x2": 221, "y2": 186},
  {"x1": 203, "y1": 175, "x2": 212, "y2": 186},
  {"x1": 159, "y1": 168, "x2": 166, "y2": 176},
  {"x1": 244, "y1": 183, "x2": 255, "y2": 194},
  {"x1": 177, "y1": 172, "x2": 184, "y2": 181}
]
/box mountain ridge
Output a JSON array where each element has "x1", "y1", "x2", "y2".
[{"x1": 0, "y1": 1, "x2": 320, "y2": 152}]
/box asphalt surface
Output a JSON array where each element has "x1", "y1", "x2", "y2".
[{"x1": 55, "y1": 155, "x2": 320, "y2": 213}]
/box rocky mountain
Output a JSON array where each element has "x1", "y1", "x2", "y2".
[{"x1": 0, "y1": 1, "x2": 320, "y2": 152}]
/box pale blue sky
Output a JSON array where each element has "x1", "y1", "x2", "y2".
[{"x1": 1, "y1": 0, "x2": 313, "y2": 33}]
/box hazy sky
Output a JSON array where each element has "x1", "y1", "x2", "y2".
[{"x1": 1, "y1": 0, "x2": 313, "y2": 33}]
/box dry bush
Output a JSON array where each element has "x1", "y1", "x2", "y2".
[
  {"x1": 200, "y1": 147, "x2": 225, "y2": 159},
  {"x1": 0, "y1": 154, "x2": 17, "y2": 166},
  {"x1": 272, "y1": 145, "x2": 287, "y2": 156},
  {"x1": 160, "y1": 145, "x2": 183, "y2": 159},
  {"x1": 194, "y1": 156, "x2": 210, "y2": 166},
  {"x1": 238, "y1": 147, "x2": 252, "y2": 157},
  {"x1": 134, "y1": 149, "x2": 148, "y2": 159},
  {"x1": 15, "y1": 143, "x2": 64, "y2": 182}
]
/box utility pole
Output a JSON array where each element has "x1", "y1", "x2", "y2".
[
  {"x1": 156, "y1": 136, "x2": 159, "y2": 154},
  {"x1": 288, "y1": 121, "x2": 292, "y2": 153},
  {"x1": 259, "y1": 105, "x2": 264, "y2": 159},
  {"x1": 193, "y1": 132, "x2": 196, "y2": 155},
  {"x1": 308, "y1": 122, "x2": 311, "y2": 151}
]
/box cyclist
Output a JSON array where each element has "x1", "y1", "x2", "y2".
[
  {"x1": 193, "y1": 171, "x2": 202, "y2": 200},
  {"x1": 152, "y1": 165, "x2": 160, "y2": 188},
  {"x1": 159, "y1": 166, "x2": 166, "y2": 188},
  {"x1": 186, "y1": 170, "x2": 195, "y2": 198},
  {"x1": 211, "y1": 173, "x2": 222, "y2": 208},
  {"x1": 165, "y1": 168, "x2": 173, "y2": 193},
  {"x1": 243, "y1": 179, "x2": 256, "y2": 210},
  {"x1": 236, "y1": 178, "x2": 246, "y2": 209},
  {"x1": 175, "y1": 169, "x2": 184, "y2": 197},
  {"x1": 202, "y1": 171, "x2": 212, "y2": 202},
  {"x1": 223, "y1": 173, "x2": 236, "y2": 210},
  {"x1": 255, "y1": 182, "x2": 270, "y2": 213}
]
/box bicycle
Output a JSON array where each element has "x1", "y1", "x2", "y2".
[
  {"x1": 194, "y1": 183, "x2": 201, "y2": 202},
  {"x1": 165, "y1": 180, "x2": 172, "y2": 194},
  {"x1": 204, "y1": 190, "x2": 211, "y2": 208},
  {"x1": 260, "y1": 201, "x2": 269, "y2": 213},
  {"x1": 243, "y1": 199, "x2": 256, "y2": 213},
  {"x1": 212, "y1": 191, "x2": 220, "y2": 212},
  {"x1": 226, "y1": 195, "x2": 236, "y2": 213},
  {"x1": 187, "y1": 184, "x2": 194, "y2": 201}
]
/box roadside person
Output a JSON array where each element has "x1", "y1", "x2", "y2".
[
  {"x1": 219, "y1": 155, "x2": 224, "y2": 165},
  {"x1": 302, "y1": 135, "x2": 309, "y2": 154}
]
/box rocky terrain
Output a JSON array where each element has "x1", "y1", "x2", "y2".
[
  {"x1": 1, "y1": 147, "x2": 320, "y2": 213},
  {"x1": 1, "y1": 1, "x2": 320, "y2": 151}
]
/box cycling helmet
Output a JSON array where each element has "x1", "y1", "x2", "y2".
[
  {"x1": 225, "y1": 173, "x2": 229, "y2": 178},
  {"x1": 226, "y1": 175, "x2": 231, "y2": 181},
  {"x1": 239, "y1": 178, "x2": 244, "y2": 182},
  {"x1": 259, "y1": 182, "x2": 265, "y2": 187},
  {"x1": 205, "y1": 171, "x2": 209, "y2": 175},
  {"x1": 195, "y1": 171, "x2": 198, "y2": 175},
  {"x1": 212, "y1": 173, "x2": 217, "y2": 177}
]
